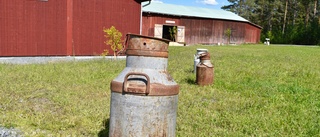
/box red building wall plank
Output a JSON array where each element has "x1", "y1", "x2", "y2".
[{"x1": 66, "y1": 0, "x2": 73, "y2": 55}]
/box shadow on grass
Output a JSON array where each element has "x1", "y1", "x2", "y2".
[
  {"x1": 98, "y1": 118, "x2": 110, "y2": 137},
  {"x1": 184, "y1": 68, "x2": 194, "y2": 73},
  {"x1": 183, "y1": 68, "x2": 197, "y2": 85},
  {"x1": 185, "y1": 78, "x2": 197, "y2": 85}
]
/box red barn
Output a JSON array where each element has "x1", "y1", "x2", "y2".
[
  {"x1": 0, "y1": 0, "x2": 148, "y2": 56},
  {"x1": 142, "y1": 2, "x2": 262, "y2": 45}
]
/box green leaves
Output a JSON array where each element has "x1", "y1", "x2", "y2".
[
  {"x1": 224, "y1": 28, "x2": 232, "y2": 44},
  {"x1": 103, "y1": 26, "x2": 123, "y2": 56},
  {"x1": 169, "y1": 26, "x2": 177, "y2": 41}
]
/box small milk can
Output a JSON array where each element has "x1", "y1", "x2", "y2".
[
  {"x1": 196, "y1": 52, "x2": 214, "y2": 86},
  {"x1": 194, "y1": 49, "x2": 208, "y2": 73},
  {"x1": 109, "y1": 34, "x2": 179, "y2": 137}
]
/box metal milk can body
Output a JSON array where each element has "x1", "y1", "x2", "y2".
[
  {"x1": 109, "y1": 34, "x2": 179, "y2": 137},
  {"x1": 196, "y1": 52, "x2": 214, "y2": 86}
]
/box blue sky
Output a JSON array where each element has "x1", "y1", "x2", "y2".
[{"x1": 151, "y1": 0, "x2": 230, "y2": 10}]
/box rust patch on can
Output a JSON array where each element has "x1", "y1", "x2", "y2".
[
  {"x1": 159, "y1": 70, "x2": 174, "y2": 82},
  {"x1": 196, "y1": 52, "x2": 214, "y2": 86},
  {"x1": 111, "y1": 81, "x2": 179, "y2": 96},
  {"x1": 125, "y1": 33, "x2": 170, "y2": 57},
  {"x1": 123, "y1": 72, "x2": 150, "y2": 95},
  {"x1": 199, "y1": 52, "x2": 211, "y2": 60},
  {"x1": 126, "y1": 49, "x2": 168, "y2": 58},
  {"x1": 196, "y1": 64, "x2": 214, "y2": 86},
  {"x1": 147, "y1": 113, "x2": 169, "y2": 137},
  {"x1": 126, "y1": 82, "x2": 148, "y2": 94}
]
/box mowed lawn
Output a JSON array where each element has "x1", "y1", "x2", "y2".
[{"x1": 0, "y1": 45, "x2": 319, "y2": 136}]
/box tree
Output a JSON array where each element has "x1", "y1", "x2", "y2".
[
  {"x1": 103, "y1": 26, "x2": 123, "y2": 58},
  {"x1": 300, "y1": 0, "x2": 312, "y2": 26},
  {"x1": 221, "y1": 0, "x2": 239, "y2": 13},
  {"x1": 222, "y1": 0, "x2": 257, "y2": 21},
  {"x1": 224, "y1": 28, "x2": 232, "y2": 44},
  {"x1": 314, "y1": 0, "x2": 318, "y2": 16},
  {"x1": 283, "y1": 0, "x2": 288, "y2": 34},
  {"x1": 169, "y1": 26, "x2": 177, "y2": 42},
  {"x1": 221, "y1": 0, "x2": 320, "y2": 45}
]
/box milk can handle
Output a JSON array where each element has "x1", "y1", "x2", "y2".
[{"x1": 123, "y1": 72, "x2": 150, "y2": 95}]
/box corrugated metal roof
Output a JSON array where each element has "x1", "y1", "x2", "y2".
[{"x1": 142, "y1": 1, "x2": 249, "y2": 22}]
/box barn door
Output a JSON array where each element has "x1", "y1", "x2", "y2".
[
  {"x1": 154, "y1": 24, "x2": 163, "y2": 38},
  {"x1": 176, "y1": 26, "x2": 185, "y2": 43}
]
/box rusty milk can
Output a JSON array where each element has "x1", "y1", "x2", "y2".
[
  {"x1": 196, "y1": 52, "x2": 214, "y2": 86},
  {"x1": 109, "y1": 34, "x2": 179, "y2": 137},
  {"x1": 194, "y1": 48, "x2": 208, "y2": 73}
]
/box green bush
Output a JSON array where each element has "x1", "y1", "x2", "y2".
[{"x1": 102, "y1": 26, "x2": 123, "y2": 57}]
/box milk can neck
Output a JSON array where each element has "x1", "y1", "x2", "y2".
[
  {"x1": 200, "y1": 59, "x2": 213, "y2": 67},
  {"x1": 126, "y1": 56, "x2": 168, "y2": 70}
]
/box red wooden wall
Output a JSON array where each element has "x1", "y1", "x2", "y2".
[
  {"x1": 0, "y1": 0, "x2": 67, "y2": 56},
  {"x1": 245, "y1": 23, "x2": 261, "y2": 44},
  {"x1": 142, "y1": 15, "x2": 181, "y2": 36},
  {"x1": 0, "y1": 0, "x2": 145, "y2": 56},
  {"x1": 142, "y1": 13, "x2": 262, "y2": 45},
  {"x1": 72, "y1": 0, "x2": 142, "y2": 55}
]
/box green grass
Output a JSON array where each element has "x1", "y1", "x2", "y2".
[{"x1": 0, "y1": 45, "x2": 319, "y2": 136}]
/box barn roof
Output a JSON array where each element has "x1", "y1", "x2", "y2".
[
  {"x1": 142, "y1": 2, "x2": 262, "y2": 29},
  {"x1": 136, "y1": 0, "x2": 150, "y2": 2}
]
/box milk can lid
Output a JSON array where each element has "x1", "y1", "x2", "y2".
[{"x1": 125, "y1": 34, "x2": 171, "y2": 58}]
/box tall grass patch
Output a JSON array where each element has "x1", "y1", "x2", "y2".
[{"x1": 169, "y1": 45, "x2": 320, "y2": 136}]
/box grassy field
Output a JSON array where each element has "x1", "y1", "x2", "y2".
[{"x1": 0, "y1": 45, "x2": 319, "y2": 136}]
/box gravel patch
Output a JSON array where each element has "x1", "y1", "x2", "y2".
[{"x1": 0, "y1": 127, "x2": 22, "y2": 137}]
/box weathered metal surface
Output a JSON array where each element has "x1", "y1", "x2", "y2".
[
  {"x1": 126, "y1": 50, "x2": 168, "y2": 58},
  {"x1": 126, "y1": 33, "x2": 170, "y2": 58},
  {"x1": 111, "y1": 80, "x2": 179, "y2": 96},
  {"x1": 196, "y1": 65, "x2": 214, "y2": 86},
  {"x1": 111, "y1": 56, "x2": 179, "y2": 96},
  {"x1": 123, "y1": 72, "x2": 151, "y2": 95},
  {"x1": 109, "y1": 34, "x2": 179, "y2": 136},
  {"x1": 196, "y1": 53, "x2": 214, "y2": 86},
  {"x1": 109, "y1": 92, "x2": 178, "y2": 137},
  {"x1": 199, "y1": 52, "x2": 211, "y2": 61}
]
